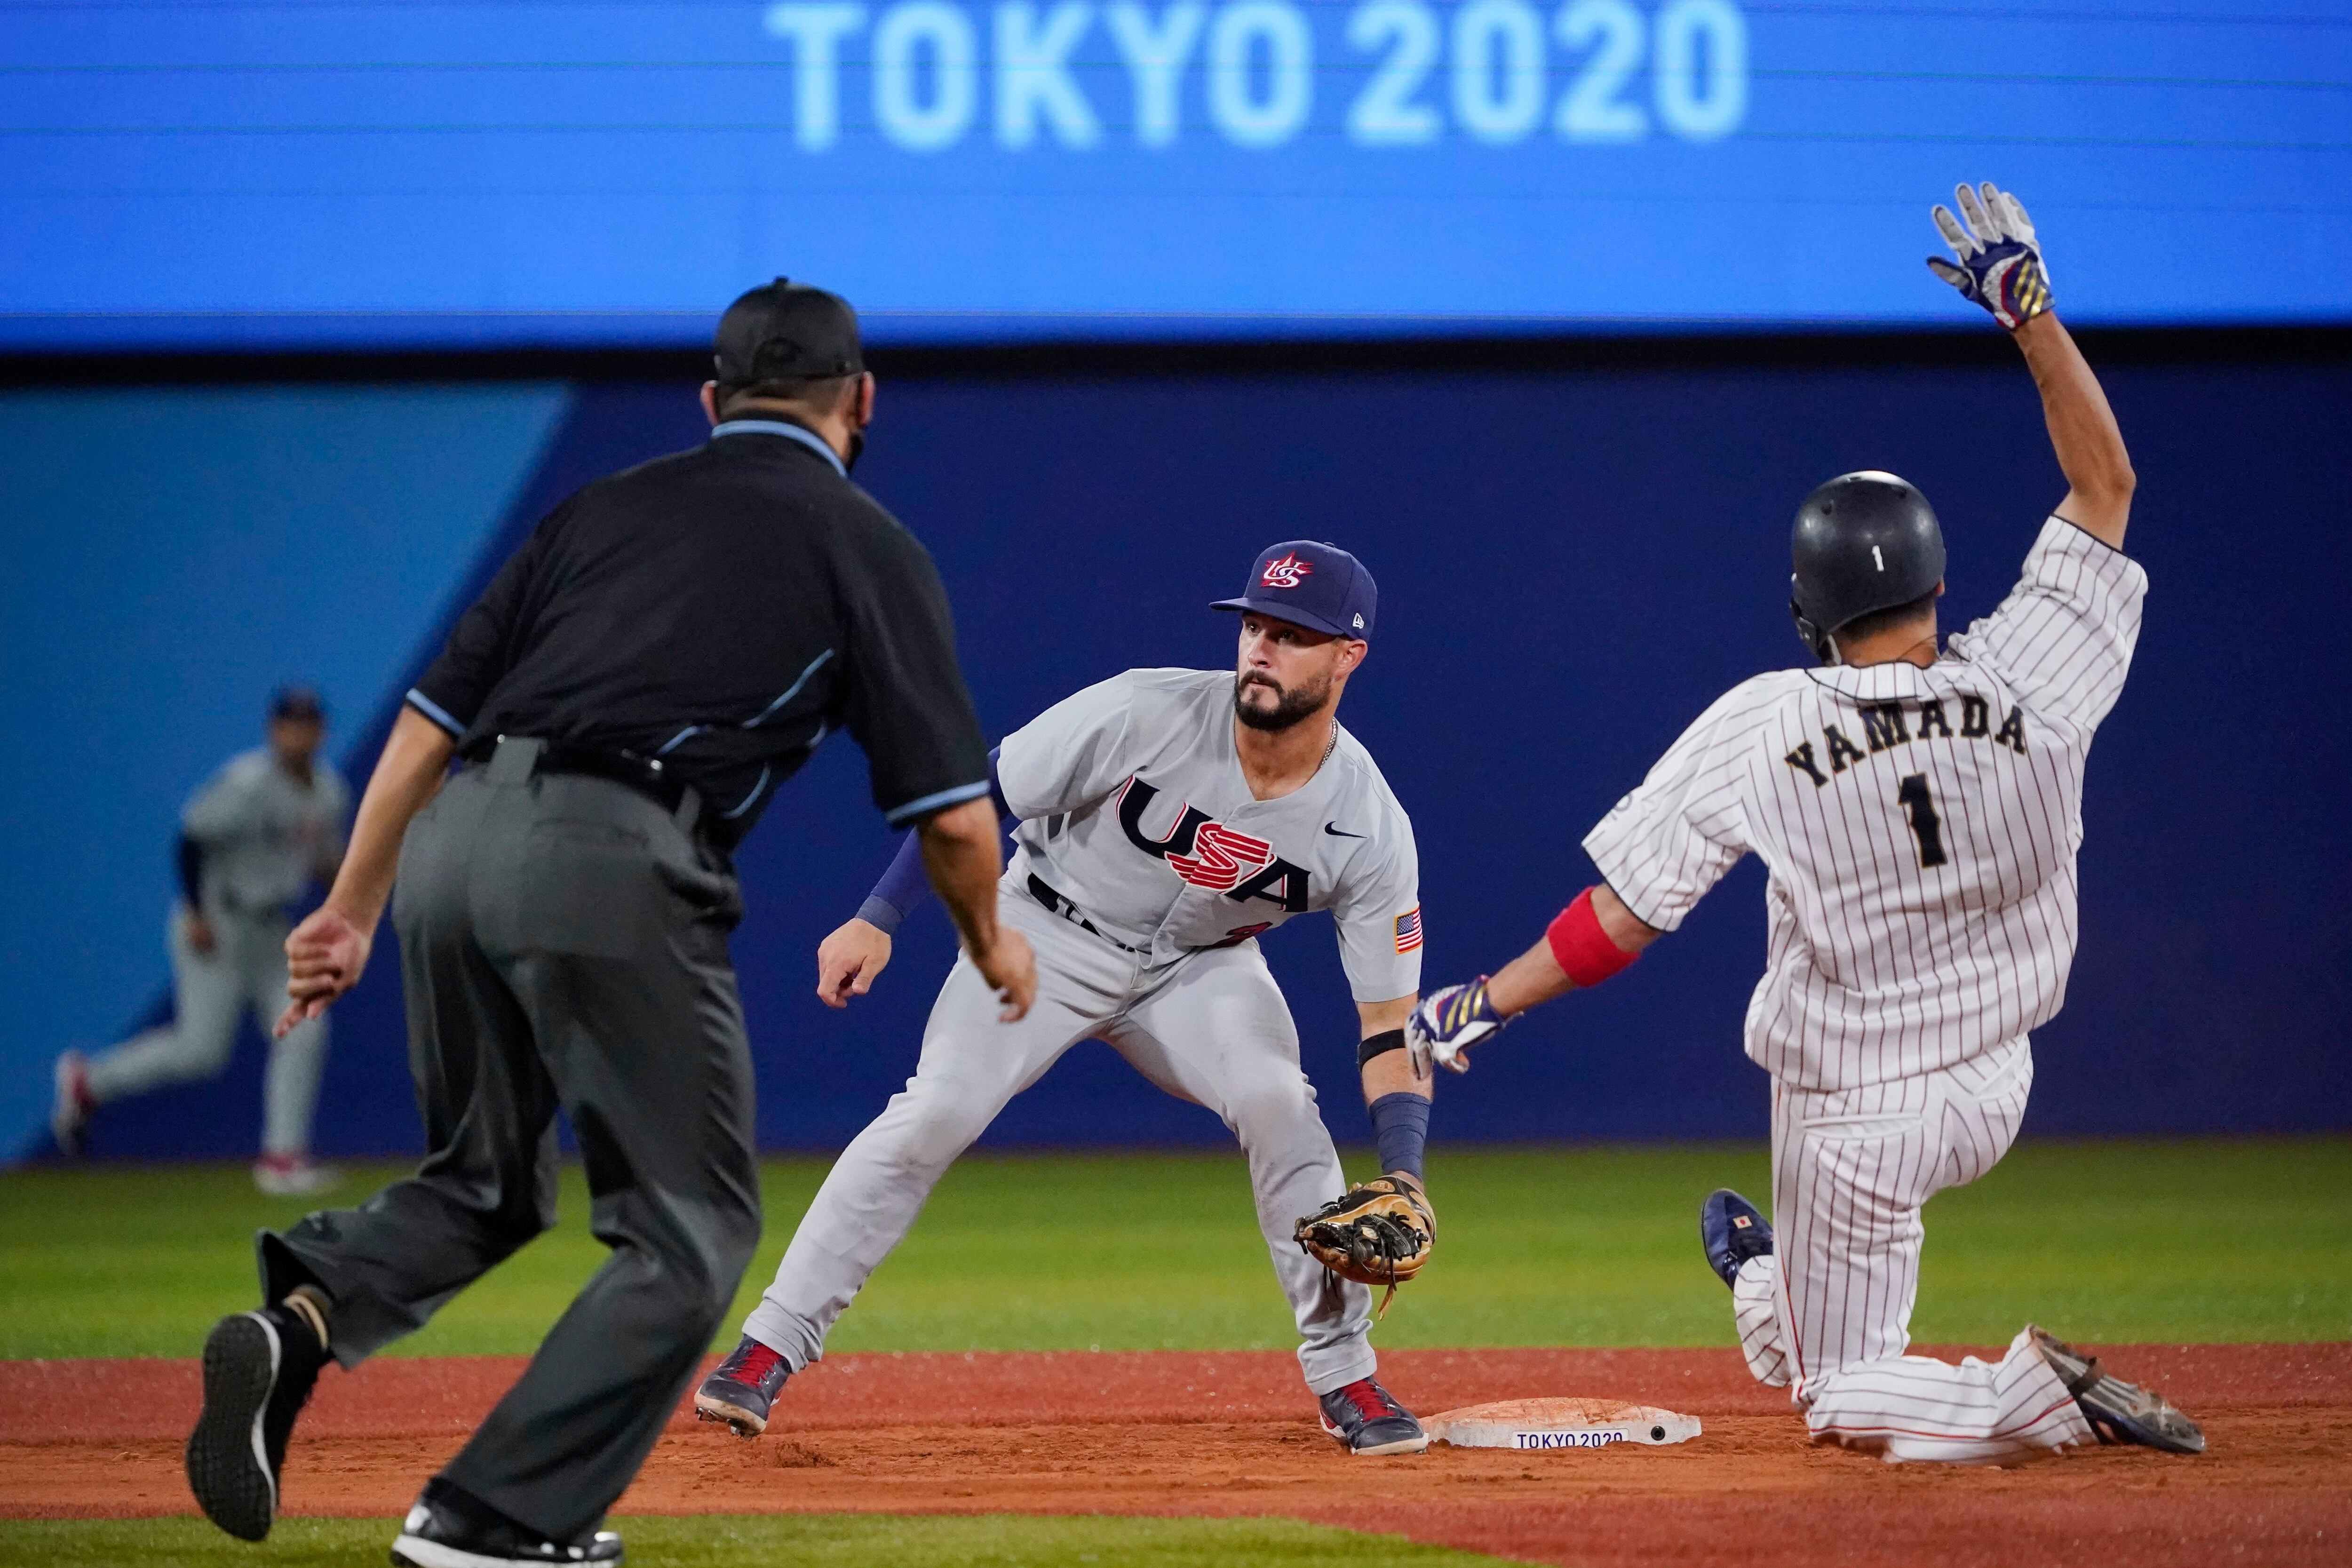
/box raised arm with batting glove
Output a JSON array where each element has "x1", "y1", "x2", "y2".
[
  {"x1": 1926, "y1": 181, "x2": 2052, "y2": 331},
  {"x1": 1409, "y1": 179, "x2": 2120, "y2": 1081}
]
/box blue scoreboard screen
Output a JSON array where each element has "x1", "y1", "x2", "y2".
[{"x1": 4, "y1": 1, "x2": 2347, "y2": 346}]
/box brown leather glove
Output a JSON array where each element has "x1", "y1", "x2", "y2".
[{"x1": 1294, "y1": 1173, "x2": 1435, "y2": 1316}]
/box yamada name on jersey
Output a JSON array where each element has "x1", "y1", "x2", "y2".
[{"x1": 1781, "y1": 694, "x2": 2027, "y2": 790}]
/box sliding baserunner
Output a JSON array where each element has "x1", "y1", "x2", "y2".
[
  {"x1": 1406, "y1": 184, "x2": 2203, "y2": 1463},
  {"x1": 699, "y1": 540, "x2": 1440, "y2": 1456}
]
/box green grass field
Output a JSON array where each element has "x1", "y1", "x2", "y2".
[
  {"x1": 2, "y1": 1138, "x2": 2345, "y2": 1362},
  {"x1": 4, "y1": 1139, "x2": 2344, "y2": 1566},
  {"x1": 0, "y1": 1514, "x2": 1515, "y2": 1568}
]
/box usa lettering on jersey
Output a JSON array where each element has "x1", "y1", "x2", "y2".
[
  {"x1": 1116, "y1": 775, "x2": 1311, "y2": 911},
  {"x1": 996, "y1": 668, "x2": 1423, "y2": 1003}
]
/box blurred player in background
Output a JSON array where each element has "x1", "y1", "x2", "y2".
[
  {"x1": 1407, "y1": 184, "x2": 2204, "y2": 1462},
  {"x1": 52, "y1": 686, "x2": 349, "y2": 1195},
  {"x1": 698, "y1": 540, "x2": 1438, "y2": 1457}
]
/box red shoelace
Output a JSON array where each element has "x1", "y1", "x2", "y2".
[
  {"x1": 723, "y1": 1340, "x2": 786, "y2": 1384},
  {"x1": 1335, "y1": 1379, "x2": 1401, "y2": 1421}
]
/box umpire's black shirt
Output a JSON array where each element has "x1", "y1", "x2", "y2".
[{"x1": 407, "y1": 419, "x2": 993, "y2": 849}]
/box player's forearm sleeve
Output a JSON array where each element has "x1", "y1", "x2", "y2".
[
  {"x1": 176, "y1": 833, "x2": 204, "y2": 910},
  {"x1": 858, "y1": 749, "x2": 1013, "y2": 935},
  {"x1": 1368, "y1": 1090, "x2": 1430, "y2": 1182},
  {"x1": 858, "y1": 833, "x2": 928, "y2": 936}
]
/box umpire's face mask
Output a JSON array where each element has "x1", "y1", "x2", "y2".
[{"x1": 844, "y1": 429, "x2": 864, "y2": 473}]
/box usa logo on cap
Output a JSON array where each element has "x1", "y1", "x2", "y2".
[
  {"x1": 1211, "y1": 539, "x2": 1379, "y2": 641},
  {"x1": 1260, "y1": 553, "x2": 1313, "y2": 589}
]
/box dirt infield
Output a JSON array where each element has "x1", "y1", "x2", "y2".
[{"x1": 4, "y1": 1345, "x2": 2347, "y2": 1567}]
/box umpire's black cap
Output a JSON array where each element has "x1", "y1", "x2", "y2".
[
  {"x1": 1788, "y1": 470, "x2": 1947, "y2": 663},
  {"x1": 714, "y1": 278, "x2": 865, "y2": 385}
]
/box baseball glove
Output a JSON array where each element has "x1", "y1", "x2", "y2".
[{"x1": 1294, "y1": 1174, "x2": 1435, "y2": 1318}]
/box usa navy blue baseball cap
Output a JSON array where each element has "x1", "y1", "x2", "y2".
[{"x1": 1212, "y1": 541, "x2": 1378, "y2": 640}]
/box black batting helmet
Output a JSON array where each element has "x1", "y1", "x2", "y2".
[{"x1": 1788, "y1": 471, "x2": 1947, "y2": 664}]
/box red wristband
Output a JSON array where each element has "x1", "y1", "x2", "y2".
[{"x1": 1546, "y1": 887, "x2": 1641, "y2": 989}]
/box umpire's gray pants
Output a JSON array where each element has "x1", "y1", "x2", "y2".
[{"x1": 261, "y1": 741, "x2": 762, "y2": 1541}]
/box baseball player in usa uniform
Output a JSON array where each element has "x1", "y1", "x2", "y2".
[
  {"x1": 1408, "y1": 185, "x2": 2204, "y2": 1462},
  {"x1": 53, "y1": 687, "x2": 350, "y2": 1195},
  {"x1": 697, "y1": 540, "x2": 1439, "y2": 1455}
]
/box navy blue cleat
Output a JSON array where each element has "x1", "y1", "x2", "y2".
[
  {"x1": 1700, "y1": 1188, "x2": 1774, "y2": 1289},
  {"x1": 2029, "y1": 1327, "x2": 2206, "y2": 1455},
  {"x1": 694, "y1": 1336, "x2": 793, "y2": 1439},
  {"x1": 1318, "y1": 1377, "x2": 1428, "y2": 1456}
]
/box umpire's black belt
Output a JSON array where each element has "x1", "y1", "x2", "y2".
[{"x1": 465, "y1": 735, "x2": 703, "y2": 834}]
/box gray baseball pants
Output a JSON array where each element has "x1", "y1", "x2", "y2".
[
  {"x1": 84, "y1": 903, "x2": 330, "y2": 1158},
  {"x1": 743, "y1": 889, "x2": 1376, "y2": 1394},
  {"x1": 261, "y1": 741, "x2": 762, "y2": 1542}
]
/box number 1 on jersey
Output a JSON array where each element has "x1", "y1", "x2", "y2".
[{"x1": 1897, "y1": 773, "x2": 1949, "y2": 868}]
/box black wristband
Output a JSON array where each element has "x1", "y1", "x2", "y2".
[{"x1": 1356, "y1": 1028, "x2": 1407, "y2": 1068}]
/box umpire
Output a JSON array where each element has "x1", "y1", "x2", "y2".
[{"x1": 182, "y1": 279, "x2": 1039, "y2": 1566}]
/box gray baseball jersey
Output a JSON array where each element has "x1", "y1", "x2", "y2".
[
  {"x1": 744, "y1": 664, "x2": 1422, "y2": 1397},
  {"x1": 181, "y1": 748, "x2": 350, "y2": 917},
  {"x1": 85, "y1": 745, "x2": 347, "y2": 1159},
  {"x1": 996, "y1": 668, "x2": 1423, "y2": 1002},
  {"x1": 1584, "y1": 517, "x2": 2146, "y2": 1090}
]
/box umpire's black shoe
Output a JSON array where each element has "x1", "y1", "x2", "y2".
[
  {"x1": 184, "y1": 1291, "x2": 332, "y2": 1540},
  {"x1": 1318, "y1": 1377, "x2": 1429, "y2": 1456},
  {"x1": 1700, "y1": 1188, "x2": 1774, "y2": 1289},
  {"x1": 2028, "y1": 1326, "x2": 2207, "y2": 1455},
  {"x1": 391, "y1": 1480, "x2": 624, "y2": 1566}
]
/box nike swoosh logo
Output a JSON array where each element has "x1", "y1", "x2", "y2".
[{"x1": 1324, "y1": 822, "x2": 1367, "y2": 838}]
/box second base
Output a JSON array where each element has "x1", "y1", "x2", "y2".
[{"x1": 1423, "y1": 1397, "x2": 1701, "y2": 1451}]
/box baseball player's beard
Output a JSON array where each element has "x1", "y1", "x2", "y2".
[{"x1": 1234, "y1": 671, "x2": 1330, "y2": 732}]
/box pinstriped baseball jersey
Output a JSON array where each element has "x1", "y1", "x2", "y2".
[
  {"x1": 1584, "y1": 517, "x2": 2146, "y2": 1090},
  {"x1": 995, "y1": 668, "x2": 1423, "y2": 1002}
]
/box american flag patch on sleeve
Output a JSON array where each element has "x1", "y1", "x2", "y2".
[{"x1": 1394, "y1": 907, "x2": 1423, "y2": 953}]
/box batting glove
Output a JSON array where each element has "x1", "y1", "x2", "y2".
[
  {"x1": 1407, "y1": 978, "x2": 1508, "y2": 1076},
  {"x1": 1927, "y1": 181, "x2": 2053, "y2": 330}
]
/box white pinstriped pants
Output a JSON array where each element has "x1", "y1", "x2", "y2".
[{"x1": 1731, "y1": 1040, "x2": 2094, "y2": 1462}]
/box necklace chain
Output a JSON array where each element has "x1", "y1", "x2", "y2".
[{"x1": 1239, "y1": 719, "x2": 1338, "y2": 793}]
